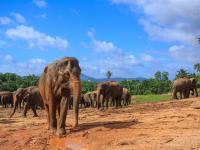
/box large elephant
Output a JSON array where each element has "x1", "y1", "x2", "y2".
[
  {"x1": 39, "y1": 57, "x2": 81, "y2": 136},
  {"x1": 83, "y1": 91, "x2": 97, "y2": 108},
  {"x1": 172, "y1": 78, "x2": 197, "y2": 99},
  {"x1": 10, "y1": 86, "x2": 44, "y2": 118},
  {"x1": 0, "y1": 91, "x2": 13, "y2": 108},
  {"x1": 96, "y1": 81, "x2": 123, "y2": 109},
  {"x1": 122, "y1": 88, "x2": 131, "y2": 106}
]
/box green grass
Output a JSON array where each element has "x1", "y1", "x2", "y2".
[{"x1": 132, "y1": 94, "x2": 172, "y2": 104}]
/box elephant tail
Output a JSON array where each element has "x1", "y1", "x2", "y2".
[{"x1": 10, "y1": 99, "x2": 19, "y2": 118}]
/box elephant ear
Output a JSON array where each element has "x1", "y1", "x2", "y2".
[{"x1": 44, "y1": 66, "x2": 48, "y2": 73}]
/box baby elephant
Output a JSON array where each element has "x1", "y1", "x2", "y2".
[{"x1": 10, "y1": 86, "x2": 44, "y2": 118}]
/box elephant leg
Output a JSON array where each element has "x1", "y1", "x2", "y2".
[
  {"x1": 57, "y1": 97, "x2": 69, "y2": 136},
  {"x1": 57, "y1": 105, "x2": 60, "y2": 117},
  {"x1": 22, "y1": 104, "x2": 29, "y2": 117},
  {"x1": 180, "y1": 92, "x2": 183, "y2": 99},
  {"x1": 90, "y1": 99, "x2": 93, "y2": 108},
  {"x1": 173, "y1": 90, "x2": 178, "y2": 99},
  {"x1": 115, "y1": 98, "x2": 119, "y2": 108},
  {"x1": 106, "y1": 98, "x2": 109, "y2": 109},
  {"x1": 45, "y1": 104, "x2": 50, "y2": 130},
  {"x1": 49, "y1": 101, "x2": 57, "y2": 132},
  {"x1": 195, "y1": 88, "x2": 198, "y2": 97},
  {"x1": 101, "y1": 97, "x2": 105, "y2": 110},
  {"x1": 31, "y1": 105, "x2": 38, "y2": 117}
]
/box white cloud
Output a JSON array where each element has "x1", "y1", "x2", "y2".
[
  {"x1": 139, "y1": 19, "x2": 195, "y2": 44},
  {"x1": 111, "y1": 0, "x2": 200, "y2": 73},
  {"x1": 169, "y1": 45, "x2": 200, "y2": 64},
  {"x1": 0, "y1": 55, "x2": 47, "y2": 75},
  {"x1": 82, "y1": 32, "x2": 142, "y2": 77},
  {"x1": 87, "y1": 28, "x2": 95, "y2": 38},
  {"x1": 141, "y1": 53, "x2": 156, "y2": 62},
  {"x1": 0, "y1": 17, "x2": 13, "y2": 25},
  {"x1": 10, "y1": 13, "x2": 26, "y2": 24},
  {"x1": 111, "y1": 0, "x2": 200, "y2": 44},
  {"x1": 33, "y1": 0, "x2": 47, "y2": 8},
  {"x1": 4, "y1": 55, "x2": 13, "y2": 62},
  {"x1": 6, "y1": 25, "x2": 69, "y2": 50},
  {"x1": 93, "y1": 40, "x2": 118, "y2": 52}
]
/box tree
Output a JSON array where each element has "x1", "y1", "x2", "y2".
[
  {"x1": 162, "y1": 71, "x2": 169, "y2": 81},
  {"x1": 194, "y1": 63, "x2": 200, "y2": 73},
  {"x1": 154, "y1": 71, "x2": 161, "y2": 80},
  {"x1": 106, "y1": 70, "x2": 112, "y2": 80},
  {"x1": 176, "y1": 69, "x2": 189, "y2": 79}
]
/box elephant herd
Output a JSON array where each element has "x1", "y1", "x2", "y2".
[
  {"x1": 0, "y1": 57, "x2": 199, "y2": 136},
  {"x1": 0, "y1": 86, "x2": 44, "y2": 118}
]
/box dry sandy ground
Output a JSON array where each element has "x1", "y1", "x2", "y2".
[{"x1": 0, "y1": 97, "x2": 200, "y2": 150}]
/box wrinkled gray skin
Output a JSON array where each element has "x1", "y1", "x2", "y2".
[
  {"x1": 10, "y1": 86, "x2": 44, "y2": 118},
  {"x1": 13, "y1": 88, "x2": 25, "y2": 110},
  {"x1": 122, "y1": 88, "x2": 131, "y2": 106},
  {"x1": 189, "y1": 78, "x2": 198, "y2": 97},
  {"x1": 0, "y1": 91, "x2": 13, "y2": 108},
  {"x1": 96, "y1": 81, "x2": 123, "y2": 109},
  {"x1": 172, "y1": 78, "x2": 198, "y2": 99},
  {"x1": 83, "y1": 91, "x2": 97, "y2": 108},
  {"x1": 39, "y1": 57, "x2": 81, "y2": 136}
]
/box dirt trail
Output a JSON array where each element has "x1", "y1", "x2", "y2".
[{"x1": 0, "y1": 97, "x2": 200, "y2": 150}]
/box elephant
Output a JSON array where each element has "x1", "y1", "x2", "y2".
[
  {"x1": 10, "y1": 86, "x2": 44, "y2": 118},
  {"x1": 122, "y1": 88, "x2": 131, "y2": 106},
  {"x1": 69, "y1": 95, "x2": 85, "y2": 109},
  {"x1": 172, "y1": 77, "x2": 197, "y2": 99},
  {"x1": 96, "y1": 81, "x2": 123, "y2": 109},
  {"x1": 189, "y1": 78, "x2": 198, "y2": 97},
  {"x1": 39, "y1": 57, "x2": 81, "y2": 136},
  {"x1": 12, "y1": 88, "x2": 26, "y2": 110},
  {"x1": 0, "y1": 91, "x2": 13, "y2": 108},
  {"x1": 83, "y1": 91, "x2": 97, "y2": 108}
]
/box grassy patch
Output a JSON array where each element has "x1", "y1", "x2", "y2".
[{"x1": 132, "y1": 94, "x2": 172, "y2": 104}]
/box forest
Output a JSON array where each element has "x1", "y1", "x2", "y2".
[{"x1": 0, "y1": 68, "x2": 200, "y2": 95}]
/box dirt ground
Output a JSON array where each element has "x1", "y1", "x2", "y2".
[{"x1": 0, "y1": 97, "x2": 200, "y2": 150}]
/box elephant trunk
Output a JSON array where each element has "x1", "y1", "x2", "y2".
[
  {"x1": 97, "y1": 90, "x2": 101, "y2": 109},
  {"x1": 71, "y1": 77, "x2": 81, "y2": 127},
  {"x1": 10, "y1": 98, "x2": 19, "y2": 118}
]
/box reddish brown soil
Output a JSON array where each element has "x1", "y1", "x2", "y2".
[{"x1": 0, "y1": 97, "x2": 200, "y2": 150}]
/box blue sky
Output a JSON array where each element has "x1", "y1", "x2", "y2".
[{"x1": 0, "y1": 0, "x2": 200, "y2": 79}]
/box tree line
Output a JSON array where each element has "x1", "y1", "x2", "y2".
[{"x1": 0, "y1": 67, "x2": 199, "y2": 95}]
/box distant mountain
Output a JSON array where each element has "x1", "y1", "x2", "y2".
[{"x1": 81, "y1": 74, "x2": 146, "y2": 82}]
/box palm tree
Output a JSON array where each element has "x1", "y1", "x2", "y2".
[
  {"x1": 194, "y1": 63, "x2": 200, "y2": 73},
  {"x1": 106, "y1": 70, "x2": 112, "y2": 80},
  {"x1": 176, "y1": 69, "x2": 189, "y2": 79}
]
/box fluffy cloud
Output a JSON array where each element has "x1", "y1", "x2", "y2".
[
  {"x1": 0, "y1": 17, "x2": 13, "y2": 25},
  {"x1": 4, "y1": 55, "x2": 13, "y2": 62},
  {"x1": 111, "y1": 0, "x2": 200, "y2": 44},
  {"x1": 33, "y1": 0, "x2": 47, "y2": 8},
  {"x1": 169, "y1": 45, "x2": 200, "y2": 64},
  {"x1": 141, "y1": 53, "x2": 156, "y2": 63},
  {"x1": 82, "y1": 30, "x2": 142, "y2": 78},
  {"x1": 111, "y1": 0, "x2": 200, "y2": 73},
  {"x1": 93, "y1": 40, "x2": 119, "y2": 52},
  {"x1": 0, "y1": 55, "x2": 47, "y2": 75},
  {"x1": 10, "y1": 13, "x2": 26, "y2": 24},
  {"x1": 6, "y1": 25, "x2": 68, "y2": 50}
]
